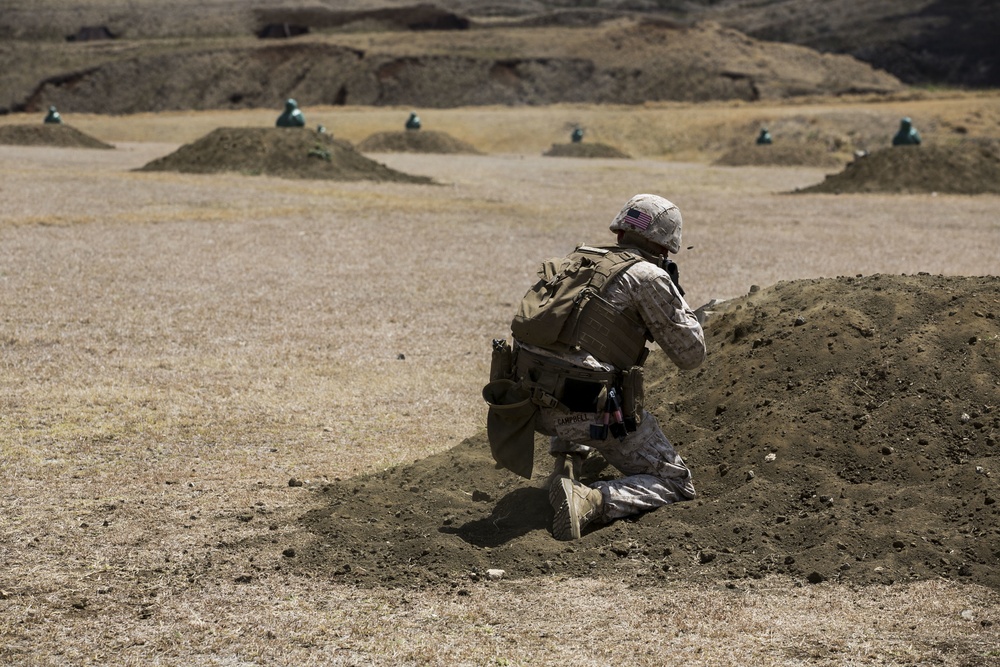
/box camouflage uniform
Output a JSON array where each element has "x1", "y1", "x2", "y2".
[{"x1": 521, "y1": 253, "x2": 705, "y2": 522}]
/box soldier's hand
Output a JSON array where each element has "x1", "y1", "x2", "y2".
[{"x1": 665, "y1": 259, "x2": 684, "y2": 296}]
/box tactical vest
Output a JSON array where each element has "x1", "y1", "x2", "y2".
[{"x1": 510, "y1": 245, "x2": 650, "y2": 370}]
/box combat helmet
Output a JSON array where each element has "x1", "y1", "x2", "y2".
[{"x1": 609, "y1": 194, "x2": 683, "y2": 254}]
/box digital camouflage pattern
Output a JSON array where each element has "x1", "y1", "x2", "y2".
[{"x1": 520, "y1": 235, "x2": 705, "y2": 527}]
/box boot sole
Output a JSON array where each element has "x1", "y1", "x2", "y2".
[{"x1": 549, "y1": 476, "x2": 581, "y2": 540}]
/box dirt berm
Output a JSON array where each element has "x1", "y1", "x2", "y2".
[
  {"x1": 543, "y1": 142, "x2": 630, "y2": 159},
  {"x1": 797, "y1": 141, "x2": 1000, "y2": 194},
  {"x1": 137, "y1": 127, "x2": 433, "y2": 183},
  {"x1": 286, "y1": 274, "x2": 999, "y2": 591},
  {"x1": 356, "y1": 130, "x2": 480, "y2": 154},
  {"x1": 0, "y1": 124, "x2": 114, "y2": 149}
]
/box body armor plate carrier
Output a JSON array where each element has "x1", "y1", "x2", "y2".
[{"x1": 510, "y1": 245, "x2": 649, "y2": 370}]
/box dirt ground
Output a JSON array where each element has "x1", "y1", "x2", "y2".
[
  {"x1": 1, "y1": 107, "x2": 999, "y2": 664},
  {"x1": 295, "y1": 274, "x2": 1000, "y2": 591},
  {"x1": 714, "y1": 143, "x2": 845, "y2": 168}
]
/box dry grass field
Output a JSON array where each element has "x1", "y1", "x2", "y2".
[{"x1": 2, "y1": 97, "x2": 999, "y2": 665}]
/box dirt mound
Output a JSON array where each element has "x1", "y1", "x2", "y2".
[
  {"x1": 714, "y1": 144, "x2": 844, "y2": 168},
  {"x1": 136, "y1": 127, "x2": 433, "y2": 183},
  {"x1": 0, "y1": 123, "x2": 113, "y2": 149},
  {"x1": 543, "y1": 142, "x2": 630, "y2": 158},
  {"x1": 292, "y1": 274, "x2": 1000, "y2": 590},
  {"x1": 797, "y1": 141, "x2": 1000, "y2": 194},
  {"x1": 356, "y1": 130, "x2": 481, "y2": 154}
]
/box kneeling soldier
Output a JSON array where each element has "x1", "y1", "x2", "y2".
[{"x1": 486, "y1": 194, "x2": 706, "y2": 539}]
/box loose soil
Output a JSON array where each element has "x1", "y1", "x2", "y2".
[
  {"x1": 136, "y1": 126, "x2": 433, "y2": 182},
  {"x1": 0, "y1": 123, "x2": 114, "y2": 149},
  {"x1": 356, "y1": 129, "x2": 481, "y2": 154},
  {"x1": 797, "y1": 141, "x2": 1000, "y2": 195},
  {"x1": 543, "y1": 142, "x2": 630, "y2": 159},
  {"x1": 294, "y1": 274, "x2": 1000, "y2": 591},
  {"x1": 714, "y1": 144, "x2": 844, "y2": 168}
]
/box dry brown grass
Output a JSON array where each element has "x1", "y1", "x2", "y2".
[{"x1": 2, "y1": 101, "x2": 999, "y2": 665}]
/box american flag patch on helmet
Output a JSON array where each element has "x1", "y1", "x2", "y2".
[{"x1": 624, "y1": 207, "x2": 652, "y2": 230}]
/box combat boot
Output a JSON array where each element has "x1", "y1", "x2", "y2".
[
  {"x1": 547, "y1": 452, "x2": 584, "y2": 487},
  {"x1": 549, "y1": 476, "x2": 604, "y2": 541}
]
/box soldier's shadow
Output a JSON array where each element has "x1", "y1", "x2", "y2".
[
  {"x1": 445, "y1": 486, "x2": 551, "y2": 548},
  {"x1": 446, "y1": 455, "x2": 614, "y2": 548}
]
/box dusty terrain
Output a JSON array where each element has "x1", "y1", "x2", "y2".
[{"x1": 1, "y1": 100, "x2": 999, "y2": 664}]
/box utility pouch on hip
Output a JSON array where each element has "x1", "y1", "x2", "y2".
[
  {"x1": 482, "y1": 379, "x2": 538, "y2": 479},
  {"x1": 621, "y1": 366, "x2": 644, "y2": 431},
  {"x1": 490, "y1": 338, "x2": 514, "y2": 382}
]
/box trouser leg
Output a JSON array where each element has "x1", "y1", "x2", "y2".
[{"x1": 539, "y1": 409, "x2": 695, "y2": 523}]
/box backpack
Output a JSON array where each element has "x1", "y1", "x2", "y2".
[{"x1": 510, "y1": 245, "x2": 648, "y2": 369}]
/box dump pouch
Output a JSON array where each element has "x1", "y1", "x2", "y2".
[
  {"x1": 621, "y1": 365, "x2": 645, "y2": 430},
  {"x1": 490, "y1": 338, "x2": 514, "y2": 382},
  {"x1": 482, "y1": 379, "x2": 538, "y2": 479}
]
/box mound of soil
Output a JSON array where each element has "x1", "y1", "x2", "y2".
[
  {"x1": 543, "y1": 142, "x2": 630, "y2": 158},
  {"x1": 292, "y1": 274, "x2": 1000, "y2": 590},
  {"x1": 136, "y1": 127, "x2": 433, "y2": 183},
  {"x1": 356, "y1": 130, "x2": 481, "y2": 154},
  {"x1": 714, "y1": 144, "x2": 844, "y2": 168},
  {"x1": 0, "y1": 123, "x2": 113, "y2": 149},
  {"x1": 797, "y1": 141, "x2": 1000, "y2": 194}
]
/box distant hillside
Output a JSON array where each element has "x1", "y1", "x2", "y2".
[
  {"x1": 2, "y1": 0, "x2": 995, "y2": 115},
  {"x1": 3, "y1": 19, "x2": 902, "y2": 114},
  {"x1": 695, "y1": 0, "x2": 1000, "y2": 88}
]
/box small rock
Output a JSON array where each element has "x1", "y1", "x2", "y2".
[
  {"x1": 486, "y1": 568, "x2": 505, "y2": 581},
  {"x1": 881, "y1": 446, "x2": 894, "y2": 455},
  {"x1": 806, "y1": 571, "x2": 826, "y2": 584},
  {"x1": 764, "y1": 453, "x2": 777, "y2": 462},
  {"x1": 0, "y1": 590, "x2": 10, "y2": 600},
  {"x1": 471, "y1": 490, "x2": 493, "y2": 502},
  {"x1": 960, "y1": 609, "x2": 975, "y2": 621},
  {"x1": 749, "y1": 285, "x2": 760, "y2": 293},
  {"x1": 793, "y1": 316, "x2": 806, "y2": 326},
  {"x1": 699, "y1": 551, "x2": 717, "y2": 564},
  {"x1": 288, "y1": 478, "x2": 304, "y2": 487},
  {"x1": 234, "y1": 574, "x2": 252, "y2": 584},
  {"x1": 397, "y1": 353, "x2": 406, "y2": 360},
  {"x1": 960, "y1": 413, "x2": 971, "y2": 424},
  {"x1": 746, "y1": 470, "x2": 756, "y2": 481},
  {"x1": 282, "y1": 548, "x2": 296, "y2": 558}
]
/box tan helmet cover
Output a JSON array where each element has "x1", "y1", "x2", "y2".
[{"x1": 608, "y1": 194, "x2": 683, "y2": 254}]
